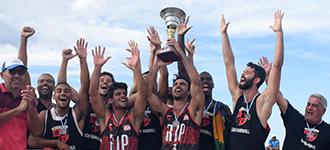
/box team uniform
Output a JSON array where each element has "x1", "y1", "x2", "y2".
[
  {"x1": 199, "y1": 100, "x2": 232, "y2": 150},
  {"x1": 42, "y1": 107, "x2": 84, "y2": 149},
  {"x1": 0, "y1": 83, "x2": 27, "y2": 150},
  {"x1": 82, "y1": 103, "x2": 101, "y2": 149},
  {"x1": 100, "y1": 112, "x2": 139, "y2": 150},
  {"x1": 230, "y1": 94, "x2": 270, "y2": 150},
  {"x1": 281, "y1": 102, "x2": 330, "y2": 150},
  {"x1": 138, "y1": 106, "x2": 162, "y2": 150},
  {"x1": 161, "y1": 103, "x2": 200, "y2": 150}
]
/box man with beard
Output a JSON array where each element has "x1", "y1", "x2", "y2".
[
  {"x1": 220, "y1": 10, "x2": 284, "y2": 150},
  {"x1": 0, "y1": 26, "x2": 42, "y2": 149},
  {"x1": 90, "y1": 41, "x2": 147, "y2": 150},
  {"x1": 199, "y1": 71, "x2": 232, "y2": 150},
  {"x1": 28, "y1": 38, "x2": 89, "y2": 149},
  {"x1": 147, "y1": 38, "x2": 204, "y2": 150},
  {"x1": 36, "y1": 73, "x2": 56, "y2": 113}
]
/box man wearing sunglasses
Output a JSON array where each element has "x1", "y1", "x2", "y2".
[{"x1": 0, "y1": 58, "x2": 42, "y2": 150}]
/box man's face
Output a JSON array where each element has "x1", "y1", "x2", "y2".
[
  {"x1": 200, "y1": 72, "x2": 214, "y2": 96},
  {"x1": 54, "y1": 84, "x2": 72, "y2": 108},
  {"x1": 172, "y1": 79, "x2": 189, "y2": 100},
  {"x1": 37, "y1": 74, "x2": 55, "y2": 97},
  {"x1": 239, "y1": 67, "x2": 256, "y2": 90},
  {"x1": 98, "y1": 75, "x2": 113, "y2": 96},
  {"x1": 111, "y1": 88, "x2": 128, "y2": 109},
  {"x1": 304, "y1": 96, "x2": 326, "y2": 124},
  {"x1": 1, "y1": 66, "x2": 27, "y2": 91}
]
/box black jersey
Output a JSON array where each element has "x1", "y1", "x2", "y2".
[
  {"x1": 36, "y1": 99, "x2": 48, "y2": 113},
  {"x1": 138, "y1": 106, "x2": 162, "y2": 150},
  {"x1": 42, "y1": 107, "x2": 83, "y2": 149},
  {"x1": 230, "y1": 94, "x2": 269, "y2": 150},
  {"x1": 82, "y1": 103, "x2": 101, "y2": 149},
  {"x1": 282, "y1": 102, "x2": 330, "y2": 150}
]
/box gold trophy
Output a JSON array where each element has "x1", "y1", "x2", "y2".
[{"x1": 158, "y1": 7, "x2": 186, "y2": 62}]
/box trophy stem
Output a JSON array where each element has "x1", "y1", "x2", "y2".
[{"x1": 167, "y1": 26, "x2": 176, "y2": 39}]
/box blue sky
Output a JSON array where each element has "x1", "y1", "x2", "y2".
[{"x1": 1, "y1": 0, "x2": 329, "y2": 146}]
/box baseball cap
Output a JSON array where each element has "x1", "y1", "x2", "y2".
[{"x1": 1, "y1": 58, "x2": 27, "y2": 73}]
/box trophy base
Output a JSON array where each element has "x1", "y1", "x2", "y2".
[{"x1": 157, "y1": 45, "x2": 180, "y2": 62}]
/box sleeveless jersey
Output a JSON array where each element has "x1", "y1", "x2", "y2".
[
  {"x1": 161, "y1": 104, "x2": 200, "y2": 150},
  {"x1": 42, "y1": 107, "x2": 84, "y2": 149},
  {"x1": 230, "y1": 94, "x2": 269, "y2": 150},
  {"x1": 82, "y1": 103, "x2": 101, "y2": 149},
  {"x1": 100, "y1": 112, "x2": 138, "y2": 150},
  {"x1": 36, "y1": 99, "x2": 48, "y2": 113},
  {"x1": 138, "y1": 106, "x2": 162, "y2": 150}
]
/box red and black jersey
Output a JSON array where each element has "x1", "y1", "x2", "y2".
[
  {"x1": 100, "y1": 112, "x2": 138, "y2": 150},
  {"x1": 161, "y1": 104, "x2": 200, "y2": 150}
]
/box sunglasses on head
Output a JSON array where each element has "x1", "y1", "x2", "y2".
[{"x1": 8, "y1": 67, "x2": 27, "y2": 76}]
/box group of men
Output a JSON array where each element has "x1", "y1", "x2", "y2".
[{"x1": 1, "y1": 9, "x2": 329, "y2": 150}]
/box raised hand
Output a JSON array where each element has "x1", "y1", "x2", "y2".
[
  {"x1": 185, "y1": 38, "x2": 196, "y2": 56},
  {"x1": 92, "y1": 46, "x2": 110, "y2": 67},
  {"x1": 177, "y1": 16, "x2": 192, "y2": 36},
  {"x1": 258, "y1": 56, "x2": 272, "y2": 83},
  {"x1": 123, "y1": 41, "x2": 140, "y2": 70},
  {"x1": 166, "y1": 38, "x2": 184, "y2": 56},
  {"x1": 220, "y1": 14, "x2": 230, "y2": 34},
  {"x1": 270, "y1": 10, "x2": 284, "y2": 32},
  {"x1": 147, "y1": 26, "x2": 162, "y2": 51},
  {"x1": 21, "y1": 26, "x2": 35, "y2": 39},
  {"x1": 62, "y1": 48, "x2": 76, "y2": 60},
  {"x1": 74, "y1": 38, "x2": 88, "y2": 58},
  {"x1": 21, "y1": 85, "x2": 37, "y2": 109}
]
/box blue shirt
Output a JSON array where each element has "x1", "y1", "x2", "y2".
[{"x1": 268, "y1": 139, "x2": 280, "y2": 148}]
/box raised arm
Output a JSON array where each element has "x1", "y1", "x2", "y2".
[
  {"x1": 259, "y1": 10, "x2": 284, "y2": 125},
  {"x1": 185, "y1": 38, "x2": 196, "y2": 63},
  {"x1": 177, "y1": 16, "x2": 192, "y2": 81},
  {"x1": 90, "y1": 46, "x2": 111, "y2": 124},
  {"x1": 73, "y1": 38, "x2": 90, "y2": 127},
  {"x1": 57, "y1": 49, "x2": 76, "y2": 83},
  {"x1": 18, "y1": 26, "x2": 35, "y2": 65},
  {"x1": 169, "y1": 38, "x2": 204, "y2": 124},
  {"x1": 123, "y1": 41, "x2": 147, "y2": 128},
  {"x1": 220, "y1": 14, "x2": 241, "y2": 104}
]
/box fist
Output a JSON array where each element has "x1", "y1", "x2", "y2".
[{"x1": 21, "y1": 26, "x2": 35, "y2": 38}]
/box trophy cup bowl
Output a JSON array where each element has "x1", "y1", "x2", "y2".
[{"x1": 157, "y1": 7, "x2": 186, "y2": 62}]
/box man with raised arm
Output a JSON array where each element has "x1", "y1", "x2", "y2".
[
  {"x1": 0, "y1": 26, "x2": 42, "y2": 150},
  {"x1": 258, "y1": 57, "x2": 330, "y2": 150},
  {"x1": 90, "y1": 41, "x2": 147, "y2": 150},
  {"x1": 220, "y1": 10, "x2": 284, "y2": 150},
  {"x1": 147, "y1": 38, "x2": 204, "y2": 150},
  {"x1": 28, "y1": 38, "x2": 89, "y2": 149}
]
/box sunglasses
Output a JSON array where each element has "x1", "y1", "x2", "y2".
[{"x1": 8, "y1": 67, "x2": 27, "y2": 76}]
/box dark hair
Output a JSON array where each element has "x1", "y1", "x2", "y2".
[
  {"x1": 55, "y1": 82, "x2": 72, "y2": 90},
  {"x1": 38, "y1": 73, "x2": 55, "y2": 85},
  {"x1": 101, "y1": 71, "x2": 115, "y2": 83},
  {"x1": 246, "y1": 62, "x2": 266, "y2": 88},
  {"x1": 106, "y1": 82, "x2": 128, "y2": 99},
  {"x1": 172, "y1": 74, "x2": 191, "y2": 90}
]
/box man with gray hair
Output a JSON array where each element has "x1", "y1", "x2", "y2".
[{"x1": 276, "y1": 92, "x2": 330, "y2": 150}]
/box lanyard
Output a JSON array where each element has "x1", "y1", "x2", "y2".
[
  {"x1": 306, "y1": 120, "x2": 323, "y2": 131},
  {"x1": 243, "y1": 92, "x2": 259, "y2": 115},
  {"x1": 113, "y1": 111, "x2": 127, "y2": 124},
  {"x1": 54, "y1": 108, "x2": 68, "y2": 127},
  {"x1": 173, "y1": 103, "x2": 189, "y2": 124}
]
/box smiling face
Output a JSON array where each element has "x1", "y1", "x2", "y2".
[
  {"x1": 304, "y1": 96, "x2": 326, "y2": 124},
  {"x1": 54, "y1": 83, "x2": 72, "y2": 109},
  {"x1": 98, "y1": 75, "x2": 114, "y2": 97},
  {"x1": 172, "y1": 79, "x2": 190, "y2": 100},
  {"x1": 200, "y1": 72, "x2": 214, "y2": 96},
  {"x1": 110, "y1": 88, "x2": 128, "y2": 110},
  {"x1": 37, "y1": 74, "x2": 55, "y2": 98}
]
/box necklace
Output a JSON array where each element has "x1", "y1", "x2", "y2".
[
  {"x1": 54, "y1": 108, "x2": 68, "y2": 135},
  {"x1": 173, "y1": 103, "x2": 189, "y2": 127},
  {"x1": 243, "y1": 92, "x2": 259, "y2": 118},
  {"x1": 306, "y1": 120, "x2": 323, "y2": 131}
]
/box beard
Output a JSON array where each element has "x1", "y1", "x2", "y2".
[
  {"x1": 239, "y1": 78, "x2": 254, "y2": 90},
  {"x1": 38, "y1": 91, "x2": 53, "y2": 99}
]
